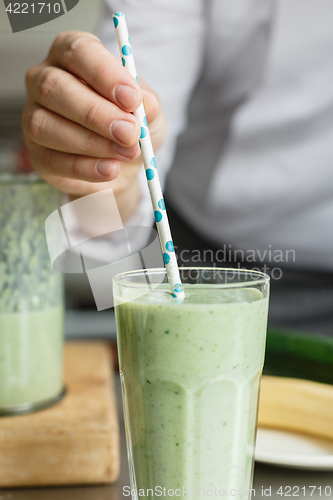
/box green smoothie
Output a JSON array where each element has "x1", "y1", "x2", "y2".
[
  {"x1": 115, "y1": 284, "x2": 268, "y2": 499},
  {"x1": 0, "y1": 307, "x2": 63, "y2": 408},
  {"x1": 0, "y1": 174, "x2": 64, "y2": 413}
]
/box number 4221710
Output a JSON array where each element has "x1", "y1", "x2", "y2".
[
  {"x1": 277, "y1": 486, "x2": 332, "y2": 497},
  {"x1": 5, "y1": 3, "x2": 62, "y2": 14}
]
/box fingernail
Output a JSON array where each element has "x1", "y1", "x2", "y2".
[
  {"x1": 111, "y1": 120, "x2": 135, "y2": 144},
  {"x1": 96, "y1": 159, "x2": 114, "y2": 176},
  {"x1": 115, "y1": 85, "x2": 138, "y2": 109},
  {"x1": 114, "y1": 143, "x2": 138, "y2": 158}
]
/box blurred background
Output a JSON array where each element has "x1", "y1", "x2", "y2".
[
  {"x1": 0, "y1": 0, "x2": 103, "y2": 107},
  {"x1": 0, "y1": 0, "x2": 116, "y2": 340}
]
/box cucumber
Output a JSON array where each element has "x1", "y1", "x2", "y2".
[{"x1": 263, "y1": 327, "x2": 333, "y2": 385}]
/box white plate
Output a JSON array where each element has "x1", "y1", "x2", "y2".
[{"x1": 255, "y1": 428, "x2": 333, "y2": 470}]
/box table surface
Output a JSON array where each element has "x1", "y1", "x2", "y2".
[{"x1": 1, "y1": 376, "x2": 332, "y2": 500}]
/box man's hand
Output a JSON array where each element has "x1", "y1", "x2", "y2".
[{"x1": 22, "y1": 31, "x2": 166, "y2": 218}]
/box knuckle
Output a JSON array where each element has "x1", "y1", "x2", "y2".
[
  {"x1": 83, "y1": 100, "x2": 103, "y2": 129},
  {"x1": 25, "y1": 66, "x2": 37, "y2": 90},
  {"x1": 51, "y1": 31, "x2": 100, "y2": 63},
  {"x1": 27, "y1": 108, "x2": 46, "y2": 141},
  {"x1": 27, "y1": 145, "x2": 44, "y2": 172},
  {"x1": 51, "y1": 31, "x2": 72, "y2": 54},
  {"x1": 62, "y1": 34, "x2": 90, "y2": 66},
  {"x1": 80, "y1": 130, "x2": 99, "y2": 155},
  {"x1": 43, "y1": 147, "x2": 54, "y2": 172},
  {"x1": 51, "y1": 32, "x2": 67, "y2": 50},
  {"x1": 71, "y1": 154, "x2": 84, "y2": 179},
  {"x1": 37, "y1": 67, "x2": 59, "y2": 101},
  {"x1": 90, "y1": 63, "x2": 109, "y2": 87},
  {"x1": 53, "y1": 31, "x2": 67, "y2": 47}
]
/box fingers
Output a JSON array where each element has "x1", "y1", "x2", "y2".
[
  {"x1": 141, "y1": 87, "x2": 159, "y2": 124},
  {"x1": 27, "y1": 141, "x2": 122, "y2": 184},
  {"x1": 141, "y1": 87, "x2": 166, "y2": 152},
  {"x1": 26, "y1": 66, "x2": 141, "y2": 146},
  {"x1": 29, "y1": 152, "x2": 143, "y2": 198},
  {"x1": 35, "y1": 170, "x2": 141, "y2": 199},
  {"x1": 32, "y1": 172, "x2": 119, "y2": 197},
  {"x1": 48, "y1": 32, "x2": 142, "y2": 112},
  {"x1": 22, "y1": 31, "x2": 166, "y2": 198},
  {"x1": 23, "y1": 103, "x2": 140, "y2": 161}
]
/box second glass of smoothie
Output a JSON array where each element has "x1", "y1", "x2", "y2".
[
  {"x1": 0, "y1": 173, "x2": 64, "y2": 416},
  {"x1": 114, "y1": 268, "x2": 269, "y2": 500}
]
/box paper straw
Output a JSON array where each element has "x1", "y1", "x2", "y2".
[{"x1": 113, "y1": 12, "x2": 185, "y2": 300}]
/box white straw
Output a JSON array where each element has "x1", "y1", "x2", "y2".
[{"x1": 113, "y1": 12, "x2": 185, "y2": 300}]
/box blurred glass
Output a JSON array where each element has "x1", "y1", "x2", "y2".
[{"x1": 0, "y1": 167, "x2": 65, "y2": 416}]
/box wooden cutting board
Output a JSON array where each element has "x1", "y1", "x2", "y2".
[{"x1": 0, "y1": 342, "x2": 120, "y2": 488}]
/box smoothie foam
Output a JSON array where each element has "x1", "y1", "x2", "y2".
[{"x1": 115, "y1": 284, "x2": 268, "y2": 499}]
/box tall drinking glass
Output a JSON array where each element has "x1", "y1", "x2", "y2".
[
  {"x1": 114, "y1": 268, "x2": 269, "y2": 500},
  {"x1": 0, "y1": 173, "x2": 64, "y2": 416}
]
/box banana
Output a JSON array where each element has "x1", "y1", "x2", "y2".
[{"x1": 258, "y1": 375, "x2": 333, "y2": 440}]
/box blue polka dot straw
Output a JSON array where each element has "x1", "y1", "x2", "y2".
[{"x1": 113, "y1": 12, "x2": 184, "y2": 301}]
